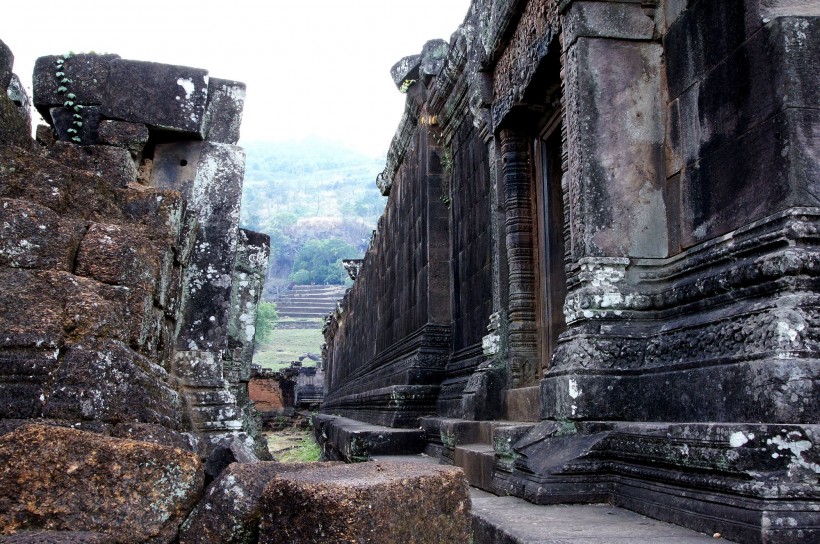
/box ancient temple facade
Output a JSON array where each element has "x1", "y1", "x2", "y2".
[{"x1": 318, "y1": 1, "x2": 820, "y2": 542}]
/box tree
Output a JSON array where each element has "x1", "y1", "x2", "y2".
[
  {"x1": 254, "y1": 301, "x2": 279, "y2": 347},
  {"x1": 288, "y1": 238, "x2": 360, "y2": 285}
]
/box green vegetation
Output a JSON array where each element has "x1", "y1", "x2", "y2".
[
  {"x1": 267, "y1": 431, "x2": 322, "y2": 463},
  {"x1": 239, "y1": 138, "x2": 387, "y2": 287},
  {"x1": 289, "y1": 238, "x2": 359, "y2": 285},
  {"x1": 253, "y1": 321, "x2": 325, "y2": 371},
  {"x1": 253, "y1": 301, "x2": 278, "y2": 347}
]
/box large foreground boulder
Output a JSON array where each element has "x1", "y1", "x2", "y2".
[
  {"x1": 0, "y1": 425, "x2": 204, "y2": 543},
  {"x1": 258, "y1": 461, "x2": 471, "y2": 544},
  {"x1": 180, "y1": 461, "x2": 341, "y2": 544}
]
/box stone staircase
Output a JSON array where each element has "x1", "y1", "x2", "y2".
[
  {"x1": 274, "y1": 285, "x2": 347, "y2": 319},
  {"x1": 315, "y1": 414, "x2": 724, "y2": 543}
]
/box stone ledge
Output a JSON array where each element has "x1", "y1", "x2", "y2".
[{"x1": 312, "y1": 413, "x2": 425, "y2": 462}]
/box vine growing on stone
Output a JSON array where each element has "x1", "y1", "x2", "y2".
[{"x1": 54, "y1": 53, "x2": 83, "y2": 143}]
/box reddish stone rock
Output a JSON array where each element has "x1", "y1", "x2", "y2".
[
  {"x1": 0, "y1": 531, "x2": 116, "y2": 543},
  {"x1": 0, "y1": 198, "x2": 85, "y2": 271},
  {"x1": 180, "y1": 462, "x2": 340, "y2": 544},
  {"x1": 0, "y1": 424, "x2": 204, "y2": 543},
  {"x1": 75, "y1": 222, "x2": 163, "y2": 290},
  {"x1": 97, "y1": 120, "x2": 149, "y2": 160},
  {"x1": 45, "y1": 142, "x2": 137, "y2": 188},
  {"x1": 258, "y1": 461, "x2": 472, "y2": 544}
]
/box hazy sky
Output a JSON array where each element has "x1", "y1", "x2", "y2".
[{"x1": 1, "y1": 0, "x2": 472, "y2": 156}]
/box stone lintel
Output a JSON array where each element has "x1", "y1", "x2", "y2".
[
  {"x1": 103, "y1": 59, "x2": 209, "y2": 136},
  {"x1": 562, "y1": 0, "x2": 657, "y2": 49}
]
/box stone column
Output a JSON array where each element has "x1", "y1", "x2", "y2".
[{"x1": 499, "y1": 128, "x2": 539, "y2": 388}]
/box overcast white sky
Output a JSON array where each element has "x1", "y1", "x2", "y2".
[{"x1": 1, "y1": 0, "x2": 472, "y2": 156}]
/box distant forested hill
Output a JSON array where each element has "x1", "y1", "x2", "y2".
[{"x1": 239, "y1": 139, "x2": 386, "y2": 295}]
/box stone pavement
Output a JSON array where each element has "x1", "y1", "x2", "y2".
[{"x1": 371, "y1": 454, "x2": 724, "y2": 544}]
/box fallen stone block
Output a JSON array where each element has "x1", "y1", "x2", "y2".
[
  {"x1": 202, "y1": 78, "x2": 245, "y2": 144},
  {"x1": 203, "y1": 433, "x2": 260, "y2": 482},
  {"x1": 258, "y1": 461, "x2": 471, "y2": 543},
  {"x1": 180, "y1": 461, "x2": 340, "y2": 544},
  {"x1": 103, "y1": 59, "x2": 208, "y2": 135},
  {"x1": 0, "y1": 424, "x2": 203, "y2": 543}
]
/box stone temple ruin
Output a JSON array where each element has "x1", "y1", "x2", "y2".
[
  {"x1": 0, "y1": 0, "x2": 818, "y2": 543},
  {"x1": 0, "y1": 46, "x2": 270, "y2": 455},
  {"x1": 316, "y1": 1, "x2": 820, "y2": 543},
  {"x1": 0, "y1": 35, "x2": 473, "y2": 544}
]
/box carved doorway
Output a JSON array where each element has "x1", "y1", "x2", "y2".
[{"x1": 533, "y1": 111, "x2": 567, "y2": 373}]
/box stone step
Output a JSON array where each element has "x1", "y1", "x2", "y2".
[
  {"x1": 470, "y1": 495, "x2": 720, "y2": 544},
  {"x1": 454, "y1": 443, "x2": 496, "y2": 492},
  {"x1": 312, "y1": 413, "x2": 426, "y2": 463},
  {"x1": 277, "y1": 311, "x2": 333, "y2": 318},
  {"x1": 275, "y1": 304, "x2": 337, "y2": 312}
]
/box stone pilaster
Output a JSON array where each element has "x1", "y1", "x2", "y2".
[{"x1": 500, "y1": 129, "x2": 539, "y2": 388}]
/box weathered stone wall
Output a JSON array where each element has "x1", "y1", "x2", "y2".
[
  {"x1": 322, "y1": 112, "x2": 452, "y2": 426},
  {"x1": 0, "y1": 43, "x2": 269, "y2": 455},
  {"x1": 320, "y1": 1, "x2": 820, "y2": 541}
]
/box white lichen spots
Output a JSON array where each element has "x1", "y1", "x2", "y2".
[
  {"x1": 209, "y1": 316, "x2": 216, "y2": 322},
  {"x1": 568, "y1": 379, "x2": 581, "y2": 399},
  {"x1": 176, "y1": 78, "x2": 195, "y2": 100},
  {"x1": 482, "y1": 332, "x2": 501, "y2": 355},
  {"x1": 776, "y1": 320, "x2": 804, "y2": 344},
  {"x1": 767, "y1": 431, "x2": 820, "y2": 475},
  {"x1": 729, "y1": 431, "x2": 753, "y2": 448},
  {"x1": 51, "y1": 187, "x2": 60, "y2": 196}
]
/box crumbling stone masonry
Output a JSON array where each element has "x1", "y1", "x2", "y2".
[
  {"x1": 0, "y1": 43, "x2": 269, "y2": 455},
  {"x1": 319, "y1": 1, "x2": 820, "y2": 542}
]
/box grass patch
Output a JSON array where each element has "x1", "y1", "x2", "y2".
[
  {"x1": 253, "y1": 325, "x2": 325, "y2": 370},
  {"x1": 267, "y1": 431, "x2": 322, "y2": 463}
]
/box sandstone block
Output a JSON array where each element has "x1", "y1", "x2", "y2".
[
  {"x1": 180, "y1": 462, "x2": 340, "y2": 544},
  {"x1": 0, "y1": 92, "x2": 31, "y2": 148},
  {"x1": 391, "y1": 54, "x2": 421, "y2": 89},
  {"x1": 75, "y1": 222, "x2": 162, "y2": 290},
  {"x1": 49, "y1": 105, "x2": 101, "y2": 145},
  {"x1": 43, "y1": 338, "x2": 184, "y2": 429},
  {"x1": 45, "y1": 142, "x2": 137, "y2": 188},
  {"x1": 0, "y1": 531, "x2": 116, "y2": 543},
  {"x1": 202, "y1": 78, "x2": 245, "y2": 144},
  {"x1": 7, "y1": 74, "x2": 32, "y2": 132},
  {"x1": 203, "y1": 433, "x2": 260, "y2": 482},
  {"x1": 0, "y1": 39, "x2": 12, "y2": 90},
  {"x1": 0, "y1": 424, "x2": 203, "y2": 543},
  {"x1": 97, "y1": 120, "x2": 149, "y2": 159},
  {"x1": 0, "y1": 268, "x2": 132, "y2": 350},
  {"x1": 258, "y1": 461, "x2": 471, "y2": 543},
  {"x1": 420, "y1": 39, "x2": 449, "y2": 78},
  {"x1": 0, "y1": 349, "x2": 60, "y2": 419},
  {"x1": 0, "y1": 198, "x2": 85, "y2": 270},
  {"x1": 150, "y1": 141, "x2": 245, "y2": 351},
  {"x1": 563, "y1": 1, "x2": 655, "y2": 48},
  {"x1": 103, "y1": 59, "x2": 208, "y2": 135},
  {"x1": 32, "y1": 54, "x2": 120, "y2": 113}
]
